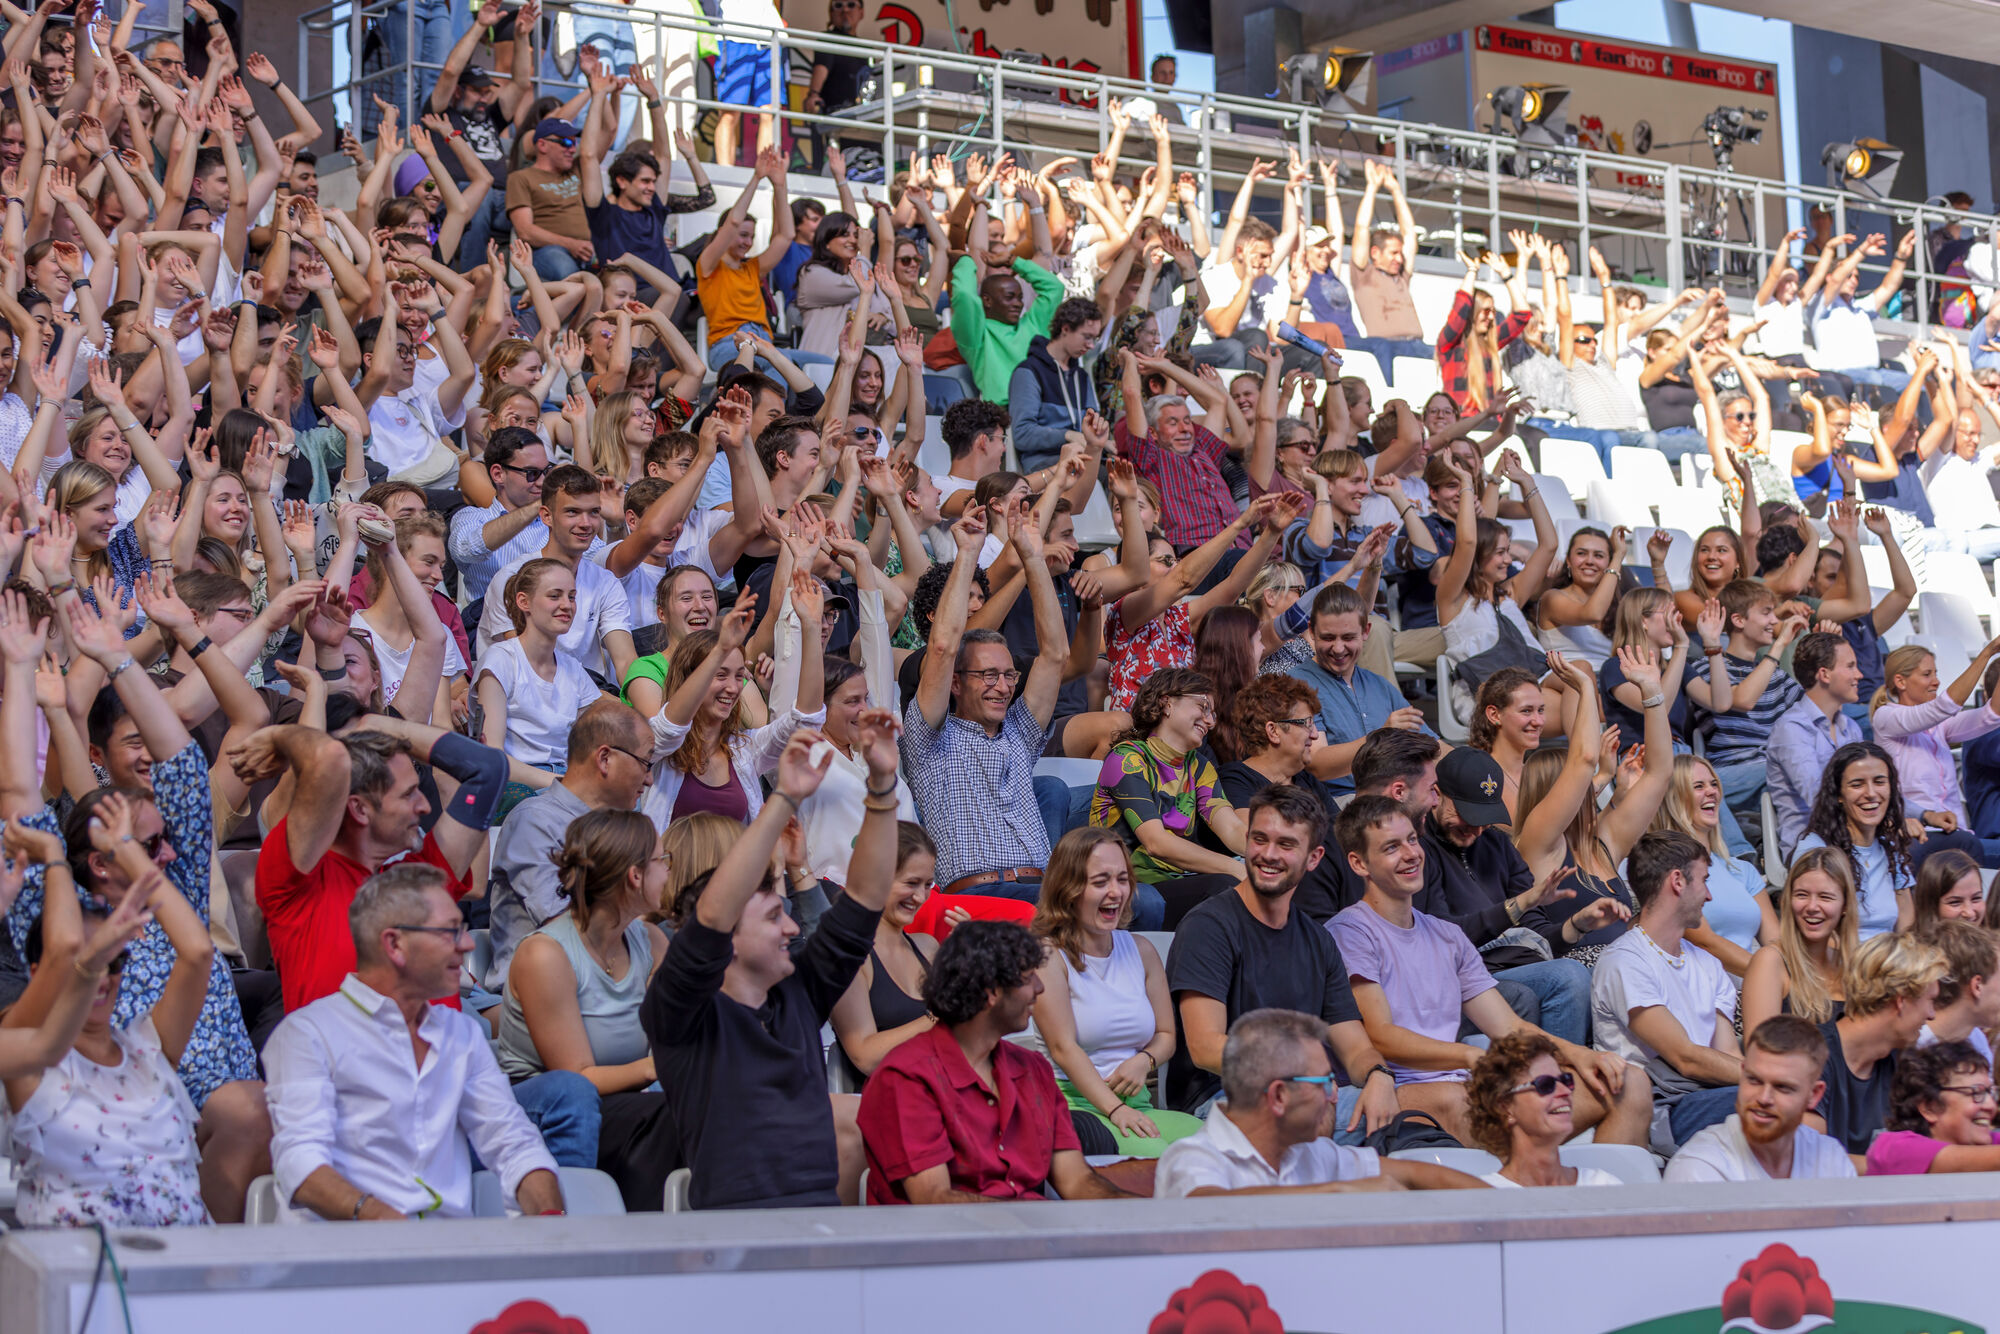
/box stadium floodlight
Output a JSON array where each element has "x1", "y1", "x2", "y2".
[
  {"x1": 1488, "y1": 83, "x2": 1570, "y2": 146},
  {"x1": 1822, "y1": 138, "x2": 1903, "y2": 200}
]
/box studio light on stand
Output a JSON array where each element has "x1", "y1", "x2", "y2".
[
  {"x1": 1278, "y1": 48, "x2": 1373, "y2": 117},
  {"x1": 1486, "y1": 83, "x2": 1570, "y2": 179},
  {"x1": 1823, "y1": 138, "x2": 1903, "y2": 200}
]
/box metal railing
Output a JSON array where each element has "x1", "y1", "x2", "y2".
[{"x1": 292, "y1": 3, "x2": 2000, "y2": 340}]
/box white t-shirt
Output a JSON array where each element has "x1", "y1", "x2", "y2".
[
  {"x1": 668, "y1": 507, "x2": 733, "y2": 581},
  {"x1": 1589, "y1": 928, "x2": 1739, "y2": 1096},
  {"x1": 1153, "y1": 1108, "x2": 1380, "y2": 1197},
  {"x1": 475, "y1": 551, "x2": 634, "y2": 678},
  {"x1": 1918, "y1": 1023, "x2": 1994, "y2": 1068},
  {"x1": 1808, "y1": 295, "x2": 1883, "y2": 370},
  {"x1": 353, "y1": 608, "x2": 469, "y2": 710},
  {"x1": 1753, "y1": 298, "x2": 1808, "y2": 359},
  {"x1": 1662, "y1": 1114, "x2": 1857, "y2": 1183},
  {"x1": 1192, "y1": 261, "x2": 1280, "y2": 346},
  {"x1": 1480, "y1": 1168, "x2": 1621, "y2": 1188},
  {"x1": 473, "y1": 637, "x2": 602, "y2": 770},
  {"x1": 366, "y1": 384, "x2": 468, "y2": 477},
  {"x1": 1924, "y1": 452, "x2": 2000, "y2": 534}
]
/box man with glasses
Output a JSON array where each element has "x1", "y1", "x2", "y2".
[
  {"x1": 900, "y1": 510, "x2": 1069, "y2": 902},
  {"x1": 486, "y1": 701, "x2": 657, "y2": 992},
  {"x1": 1154, "y1": 1007, "x2": 1481, "y2": 1196},
  {"x1": 1332, "y1": 796, "x2": 1648, "y2": 1148},
  {"x1": 265, "y1": 864, "x2": 567, "y2": 1220},
  {"x1": 506, "y1": 117, "x2": 598, "y2": 281},
  {"x1": 450, "y1": 427, "x2": 555, "y2": 604}
]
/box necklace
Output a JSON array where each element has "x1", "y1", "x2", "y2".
[{"x1": 1631, "y1": 924, "x2": 1686, "y2": 969}]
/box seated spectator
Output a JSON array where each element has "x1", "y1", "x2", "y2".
[
  {"x1": 1742, "y1": 848, "x2": 1858, "y2": 1037},
  {"x1": 1767, "y1": 631, "x2": 1864, "y2": 860},
  {"x1": 3, "y1": 807, "x2": 210, "y2": 1227},
  {"x1": 1435, "y1": 246, "x2": 1532, "y2": 413},
  {"x1": 858, "y1": 920, "x2": 1137, "y2": 1203},
  {"x1": 1866, "y1": 1038, "x2": 2000, "y2": 1174},
  {"x1": 1112, "y1": 354, "x2": 1251, "y2": 554},
  {"x1": 350, "y1": 515, "x2": 464, "y2": 722},
  {"x1": 1915, "y1": 919, "x2": 2000, "y2": 1065},
  {"x1": 1965, "y1": 658, "x2": 2000, "y2": 841},
  {"x1": 1026, "y1": 828, "x2": 1203, "y2": 1158},
  {"x1": 473, "y1": 466, "x2": 640, "y2": 682},
  {"x1": 1814, "y1": 933, "x2": 1949, "y2": 1160},
  {"x1": 900, "y1": 515, "x2": 1069, "y2": 903},
  {"x1": 1578, "y1": 829, "x2": 1737, "y2": 1152},
  {"x1": 245, "y1": 717, "x2": 507, "y2": 1013},
  {"x1": 1008, "y1": 298, "x2": 1105, "y2": 475},
  {"x1": 1153, "y1": 1008, "x2": 1483, "y2": 1196},
  {"x1": 1663, "y1": 1017, "x2": 1855, "y2": 1182},
  {"x1": 1871, "y1": 642, "x2": 2000, "y2": 867},
  {"x1": 1515, "y1": 651, "x2": 1672, "y2": 966},
  {"x1": 494, "y1": 810, "x2": 674, "y2": 1211},
  {"x1": 646, "y1": 583, "x2": 824, "y2": 827},
  {"x1": 1795, "y1": 742, "x2": 1919, "y2": 938},
  {"x1": 1277, "y1": 444, "x2": 1439, "y2": 650},
  {"x1": 1534, "y1": 526, "x2": 1621, "y2": 672},
  {"x1": 1686, "y1": 579, "x2": 1806, "y2": 841},
  {"x1": 1165, "y1": 784, "x2": 1396, "y2": 1131},
  {"x1": 694, "y1": 150, "x2": 799, "y2": 374},
  {"x1": 1333, "y1": 796, "x2": 1649, "y2": 1147},
  {"x1": 1464, "y1": 1032, "x2": 1625, "y2": 1187},
  {"x1": 1214, "y1": 675, "x2": 1346, "y2": 923},
  {"x1": 265, "y1": 865, "x2": 566, "y2": 1220},
  {"x1": 1090, "y1": 668, "x2": 1247, "y2": 930},
  {"x1": 1280, "y1": 583, "x2": 1435, "y2": 798},
  {"x1": 485, "y1": 701, "x2": 654, "y2": 991},
  {"x1": 643, "y1": 722, "x2": 900, "y2": 1210},
  {"x1": 1470, "y1": 666, "x2": 1544, "y2": 824},
  {"x1": 1192, "y1": 182, "x2": 1289, "y2": 371},
  {"x1": 795, "y1": 659, "x2": 918, "y2": 888},
  {"x1": 831, "y1": 823, "x2": 945, "y2": 1081},
  {"x1": 1434, "y1": 452, "x2": 1558, "y2": 709},
  {"x1": 622, "y1": 567, "x2": 724, "y2": 713},
  {"x1": 1806, "y1": 231, "x2": 1916, "y2": 405},
  {"x1": 1346, "y1": 162, "x2": 1433, "y2": 372},
  {"x1": 1651, "y1": 756, "x2": 1775, "y2": 976},
  {"x1": 1914, "y1": 850, "x2": 1987, "y2": 932},
  {"x1": 949, "y1": 240, "x2": 1064, "y2": 402},
  {"x1": 476, "y1": 559, "x2": 604, "y2": 775}
]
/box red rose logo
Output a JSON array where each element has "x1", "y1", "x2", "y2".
[
  {"x1": 1718, "y1": 1245, "x2": 1835, "y2": 1332},
  {"x1": 469, "y1": 1299, "x2": 591, "y2": 1334},
  {"x1": 1148, "y1": 1270, "x2": 1292, "y2": 1334}
]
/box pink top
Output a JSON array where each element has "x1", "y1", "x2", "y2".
[
  {"x1": 1873, "y1": 694, "x2": 2000, "y2": 823},
  {"x1": 1864, "y1": 1127, "x2": 2000, "y2": 1176}
]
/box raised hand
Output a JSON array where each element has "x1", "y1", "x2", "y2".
[
  {"x1": 0, "y1": 586, "x2": 48, "y2": 665},
  {"x1": 774, "y1": 729, "x2": 836, "y2": 805},
  {"x1": 716, "y1": 592, "x2": 758, "y2": 655},
  {"x1": 1617, "y1": 643, "x2": 1663, "y2": 698}
]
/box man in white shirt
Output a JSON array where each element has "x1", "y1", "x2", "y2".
[
  {"x1": 350, "y1": 300, "x2": 476, "y2": 485},
  {"x1": 1806, "y1": 230, "x2": 1915, "y2": 403},
  {"x1": 449, "y1": 428, "x2": 553, "y2": 604},
  {"x1": 1591, "y1": 831, "x2": 1742, "y2": 1152},
  {"x1": 475, "y1": 464, "x2": 637, "y2": 680},
  {"x1": 1921, "y1": 404, "x2": 2000, "y2": 562},
  {"x1": 1153, "y1": 1008, "x2": 1482, "y2": 1197},
  {"x1": 1664, "y1": 1016, "x2": 1855, "y2": 1183},
  {"x1": 264, "y1": 864, "x2": 566, "y2": 1220}
]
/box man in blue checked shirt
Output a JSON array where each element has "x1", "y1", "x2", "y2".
[{"x1": 1277, "y1": 582, "x2": 1436, "y2": 798}]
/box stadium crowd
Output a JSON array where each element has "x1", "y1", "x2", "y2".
[{"x1": 0, "y1": 0, "x2": 1998, "y2": 1228}]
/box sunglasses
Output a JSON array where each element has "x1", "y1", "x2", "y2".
[
  {"x1": 1573, "y1": 334, "x2": 1598, "y2": 346},
  {"x1": 499, "y1": 461, "x2": 552, "y2": 484},
  {"x1": 545, "y1": 135, "x2": 578, "y2": 149},
  {"x1": 1725, "y1": 411, "x2": 1754, "y2": 421},
  {"x1": 1509, "y1": 1071, "x2": 1576, "y2": 1097}
]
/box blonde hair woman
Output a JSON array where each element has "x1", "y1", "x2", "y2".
[
  {"x1": 1602, "y1": 585, "x2": 1710, "y2": 753},
  {"x1": 1870, "y1": 640, "x2": 2000, "y2": 848},
  {"x1": 1650, "y1": 756, "x2": 1776, "y2": 976},
  {"x1": 583, "y1": 390, "x2": 656, "y2": 488},
  {"x1": 659, "y1": 813, "x2": 741, "y2": 926},
  {"x1": 1741, "y1": 847, "x2": 1859, "y2": 1036},
  {"x1": 1239, "y1": 560, "x2": 1307, "y2": 659}
]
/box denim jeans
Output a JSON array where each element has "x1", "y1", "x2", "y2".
[
  {"x1": 703, "y1": 324, "x2": 838, "y2": 373},
  {"x1": 1033, "y1": 774, "x2": 1070, "y2": 854},
  {"x1": 1493, "y1": 957, "x2": 1591, "y2": 1046},
  {"x1": 511, "y1": 1069, "x2": 601, "y2": 1168},
  {"x1": 376, "y1": 0, "x2": 457, "y2": 122},
  {"x1": 1346, "y1": 336, "x2": 1434, "y2": 382},
  {"x1": 533, "y1": 243, "x2": 581, "y2": 282},
  {"x1": 1953, "y1": 527, "x2": 2000, "y2": 563},
  {"x1": 457, "y1": 190, "x2": 510, "y2": 274},
  {"x1": 1191, "y1": 337, "x2": 1248, "y2": 370},
  {"x1": 1528, "y1": 419, "x2": 1625, "y2": 468},
  {"x1": 1668, "y1": 1083, "x2": 1739, "y2": 1144},
  {"x1": 1825, "y1": 364, "x2": 1911, "y2": 407}
]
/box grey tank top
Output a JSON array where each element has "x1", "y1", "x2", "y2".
[{"x1": 496, "y1": 914, "x2": 654, "y2": 1081}]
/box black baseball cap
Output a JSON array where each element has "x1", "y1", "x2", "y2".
[{"x1": 1436, "y1": 747, "x2": 1509, "y2": 826}]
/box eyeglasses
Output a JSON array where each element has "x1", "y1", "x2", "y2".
[
  {"x1": 1275, "y1": 714, "x2": 1318, "y2": 729},
  {"x1": 1175, "y1": 696, "x2": 1217, "y2": 718},
  {"x1": 606, "y1": 744, "x2": 656, "y2": 775},
  {"x1": 393, "y1": 922, "x2": 473, "y2": 942},
  {"x1": 1941, "y1": 1083, "x2": 1999, "y2": 1103},
  {"x1": 1508, "y1": 1071, "x2": 1577, "y2": 1097},
  {"x1": 499, "y1": 461, "x2": 552, "y2": 484},
  {"x1": 1573, "y1": 334, "x2": 1598, "y2": 346},
  {"x1": 1273, "y1": 1074, "x2": 1337, "y2": 1093},
  {"x1": 212, "y1": 605, "x2": 255, "y2": 621},
  {"x1": 958, "y1": 667, "x2": 1021, "y2": 686}
]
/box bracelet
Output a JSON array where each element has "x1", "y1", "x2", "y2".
[
  {"x1": 1504, "y1": 895, "x2": 1524, "y2": 925},
  {"x1": 769, "y1": 790, "x2": 799, "y2": 814},
  {"x1": 44, "y1": 578, "x2": 74, "y2": 596},
  {"x1": 318, "y1": 664, "x2": 349, "y2": 682},
  {"x1": 863, "y1": 796, "x2": 900, "y2": 813},
  {"x1": 105, "y1": 656, "x2": 137, "y2": 681},
  {"x1": 71, "y1": 955, "x2": 107, "y2": 982},
  {"x1": 351, "y1": 1192, "x2": 373, "y2": 1220},
  {"x1": 123, "y1": 421, "x2": 148, "y2": 435},
  {"x1": 149, "y1": 556, "x2": 174, "y2": 567},
  {"x1": 70, "y1": 278, "x2": 89, "y2": 291},
  {"x1": 187, "y1": 635, "x2": 214, "y2": 658},
  {"x1": 1143, "y1": 1050, "x2": 1158, "y2": 1071},
  {"x1": 646, "y1": 98, "x2": 662, "y2": 110},
  {"x1": 865, "y1": 778, "x2": 898, "y2": 799},
  {"x1": 1640, "y1": 692, "x2": 1666, "y2": 709}
]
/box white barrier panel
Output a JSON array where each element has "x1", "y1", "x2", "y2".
[{"x1": 3, "y1": 1177, "x2": 1995, "y2": 1333}]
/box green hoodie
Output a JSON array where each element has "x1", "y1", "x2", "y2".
[{"x1": 948, "y1": 255, "x2": 1065, "y2": 401}]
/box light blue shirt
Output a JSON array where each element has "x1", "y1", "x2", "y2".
[
  {"x1": 1765, "y1": 697, "x2": 1863, "y2": 860},
  {"x1": 1794, "y1": 833, "x2": 1908, "y2": 940},
  {"x1": 1279, "y1": 656, "x2": 1436, "y2": 797},
  {"x1": 1701, "y1": 851, "x2": 1766, "y2": 956}
]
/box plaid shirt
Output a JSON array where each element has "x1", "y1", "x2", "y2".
[
  {"x1": 1114, "y1": 419, "x2": 1248, "y2": 550},
  {"x1": 1281, "y1": 516, "x2": 1436, "y2": 619},
  {"x1": 899, "y1": 697, "x2": 1051, "y2": 887},
  {"x1": 4, "y1": 743, "x2": 255, "y2": 1107},
  {"x1": 1436, "y1": 289, "x2": 1531, "y2": 411}
]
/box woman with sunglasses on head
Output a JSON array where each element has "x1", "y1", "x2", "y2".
[
  {"x1": 4, "y1": 798, "x2": 216, "y2": 1227},
  {"x1": 1864, "y1": 1039, "x2": 2000, "y2": 1175},
  {"x1": 1464, "y1": 1032, "x2": 1622, "y2": 1187}
]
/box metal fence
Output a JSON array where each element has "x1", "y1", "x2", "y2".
[{"x1": 294, "y1": 2, "x2": 1998, "y2": 338}]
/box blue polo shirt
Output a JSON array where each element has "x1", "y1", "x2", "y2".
[{"x1": 1279, "y1": 656, "x2": 1436, "y2": 797}]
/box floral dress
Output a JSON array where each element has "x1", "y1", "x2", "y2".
[
  {"x1": 1089, "y1": 740, "x2": 1232, "y2": 883},
  {"x1": 8, "y1": 1016, "x2": 210, "y2": 1227},
  {"x1": 1105, "y1": 599, "x2": 1194, "y2": 713}
]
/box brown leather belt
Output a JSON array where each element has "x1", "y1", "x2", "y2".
[{"x1": 941, "y1": 867, "x2": 1045, "y2": 896}]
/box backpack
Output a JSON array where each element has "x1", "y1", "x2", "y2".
[{"x1": 1362, "y1": 1108, "x2": 1464, "y2": 1155}]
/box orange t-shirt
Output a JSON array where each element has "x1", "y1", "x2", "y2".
[{"x1": 699, "y1": 259, "x2": 769, "y2": 345}]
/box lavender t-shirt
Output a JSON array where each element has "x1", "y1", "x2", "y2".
[
  {"x1": 1863, "y1": 1128, "x2": 2000, "y2": 1176},
  {"x1": 1329, "y1": 901, "x2": 1494, "y2": 1084}
]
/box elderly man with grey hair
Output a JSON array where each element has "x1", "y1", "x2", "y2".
[
  {"x1": 1154, "y1": 1008, "x2": 1486, "y2": 1197},
  {"x1": 1114, "y1": 350, "x2": 1252, "y2": 554},
  {"x1": 264, "y1": 863, "x2": 566, "y2": 1221}
]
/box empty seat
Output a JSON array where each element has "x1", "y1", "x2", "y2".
[
  {"x1": 1609, "y1": 445, "x2": 1677, "y2": 495},
  {"x1": 1560, "y1": 1142, "x2": 1660, "y2": 1183},
  {"x1": 1917, "y1": 591, "x2": 1987, "y2": 657},
  {"x1": 1919, "y1": 551, "x2": 1993, "y2": 601},
  {"x1": 1390, "y1": 1145, "x2": 1501, "y2": 1176},
  {"x1": 1072, "y1": 482, "x2": 1121, "y2": 551},
  {"x1": 1526, "y1": 475, "x2": 1581, "y2": 521},
  {"x1": 1683, "y1": 452, "x2": 1716, "y2": 489},
  {"x1": 1626, "y1": 527, "x2": 1693, "y2": 588},
  {"x1": 472, "y1": 1166, "x2": 627, "y2": 1217},
  {"x1": 1035, "y1": 757, "x2": 1104, "y2": 787},
  {"x1": 1537, "y1": 437, "x2": 1609, "y2": 500},
  {"x1": 1390, "y1": 356, "x2": 1442, "y2": 402},
  {"x1": 1654, "y1": 487, "x2": 1723, "y2": 537},
  {"x1": 1585, "y1": 478, "x2": 1655, "y2": 529}
]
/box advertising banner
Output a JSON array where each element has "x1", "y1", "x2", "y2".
[{"x1": 782, "y1": 0, "x2": 1141, "y2": 86}]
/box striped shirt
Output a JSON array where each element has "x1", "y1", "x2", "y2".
[
  {"x1": 1114, "y1": 419, "x2": 1248, "y2": 550},
  {"x1": 1689, "y1": 651, "x2": 1804, "y2": 767},
  {"x1": 1566, "y1": 346, "x2": 1642, "y2": 431}
]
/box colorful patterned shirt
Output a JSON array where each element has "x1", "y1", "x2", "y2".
[
  {"x1": 1105, "y1": 599, "x2": 1194, "y2": 713},
  {"x1": 1089, "y1": 740, "x2": 1233, "y2": 883}
]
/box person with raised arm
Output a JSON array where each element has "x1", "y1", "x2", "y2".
[
  {"x1": 1807, "y1": 230, "x2": 1918, "y2": 405},
  {"x1": 697, "y1": 147, "x2": 797, "y2": 374},
  {"x1": 1346, "y1": 159, "x2": 1429, "y2": 376},
  {"x1": 643, "y1": 717, "x2": 902, "y2": 1209}
]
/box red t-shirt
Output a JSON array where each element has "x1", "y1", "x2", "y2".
[{"x1": 256, "y1": 816, "x2": 468, "y2": 1013}]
